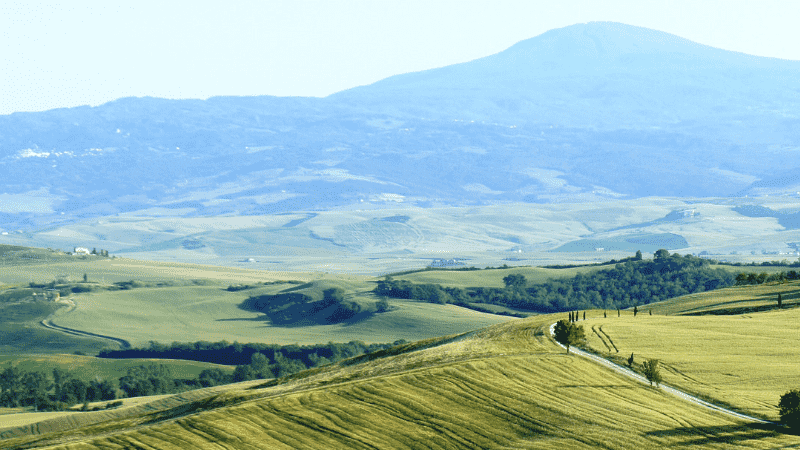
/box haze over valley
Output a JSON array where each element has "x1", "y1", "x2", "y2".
[
  {"x1": 3, "y1": 18, "x2": 800, "y2": 449},
  {"x1": 2, "y1": 22, "x2": 799, "y2": 271}
]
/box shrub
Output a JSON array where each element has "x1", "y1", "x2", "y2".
[
  {"x1": 642, "y1": 359, "x2": 662, "y2": 387},
  {"x1": 779, "y1": 389, "x2": 800, "y2": 429}
]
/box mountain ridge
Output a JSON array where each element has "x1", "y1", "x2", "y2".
[{"x1": 0, "y1": 21, "x2": 798, "y2": 230}]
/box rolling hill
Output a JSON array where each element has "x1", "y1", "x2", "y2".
[{"x1": 3, "y1": 311, "x2": 799, "y2": 449}]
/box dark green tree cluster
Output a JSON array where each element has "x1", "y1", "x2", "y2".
[
  {"x1": 377, "y1": 251, "x2": 735, "y2": 313},
  {"x1": 98, "y1": 339, "x2": 403, "y2": 368},
  {"x1": 780, "y1": 389, "x2": 800, "y2": 429},
  {"x1": 642, "y1": 359, "x2": 662, "y2": 387},
  {"x1": 0, "y1": 366, "x2": 117, "y2": 411},
  {"x1": 735, "y1": 271, "x2": 799, "y2": 285},
  {"x1": 373, "y1": 278, "x2": 470, "y2": 305},
  {"x1": 553, "y1": 319, "x2": 585, "y2": 354},
  {"x1": 241, "y1": 288, "x2": 387, "y2": 325}
]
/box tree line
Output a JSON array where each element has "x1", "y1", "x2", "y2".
[
  {"x1": 98, "y1": 339, "x2": 404, "y2": 368},
  {"x1": 734, "y1": 271, "x2": 800, "y2": 285},
  {"x1": 1, "y1": 366, "x2": 118, "y2": 411},
  {"x1": 2, "y1": 339, "x2": 405, "y2": 411},
  {"x1": 376, "y1": 250, "x2": 736, "y2": 312}
]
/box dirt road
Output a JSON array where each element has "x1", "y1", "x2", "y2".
[
  {"x1": 40, "y1": 298, "x2": 131, "y2": 349},
  {"x1": 549, "y1": 322, "x2": 772, "y2": 424}
]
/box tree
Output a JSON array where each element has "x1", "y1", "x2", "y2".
[
  {"x1": 642, "y1": 359, "x2": 662, "y2": 387},
  {"x1": 627, "y1": 353, "x2": 634, "y2": 367},
  {"x1": 83, "y1": 273, "x2": 88, "y2": 283},
  {"x1": 503, "y1": 274, "x2": 527, "y2": 290},
  {"x1": 635, "y1": 250, "x2": 643, "y2": 260},
  {"x1": 654, "y1": 249, "x2": 670, "y2": 261},
  {"x1": 633, "y1": 306, "x2": 638, "y2": 317},
  {"x1": 778, "y1": 293, "x2": 783, "y2": 309},
  {"x1": 553, "y1": 319, "x2": 585, "y2": 354},
  {"x1": 376, "y1": 298, "x2": 390, "y2": 313},
  {"x1": 779, "y1": 389, "x2": 800, "y2": 429}
]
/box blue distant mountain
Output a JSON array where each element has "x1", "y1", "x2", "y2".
[{"x1": 1, "y1": 22, "x2": 798, "y2": 226}]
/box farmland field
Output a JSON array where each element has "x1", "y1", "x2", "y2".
[
  {"x1": 581, "y1": 281, "x2": 800, "y2": 420},
  {"x1": 3, "y1": 314, "x2": 799, "y2": 449},
  {"x1": 50, "y1": 285, "x2": 510, "y2": 346}
]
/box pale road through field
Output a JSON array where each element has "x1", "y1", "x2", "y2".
[
  {"x1": 39, "y1": 298, "x2": 131, "y2": 349},
  {"x1": 548, "y1": 322, "x2": 773, "y2": 425}
]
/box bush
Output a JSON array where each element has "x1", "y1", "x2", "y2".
[
  {"x1": 779, "y1": 389, "x2": 800, "y2": 429},
  {"x1": 642, "y1": 359, "x2": 662, "y2": 387},
  {"x1": 553, "y1": 319, "x2": 585, "y2": 354}
]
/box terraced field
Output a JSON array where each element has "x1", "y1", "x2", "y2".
[{"x1": 3, "y1": 315, "x2": 798, "y2": 449}]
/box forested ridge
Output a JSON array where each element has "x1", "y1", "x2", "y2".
[{"x1": 376, "y1": 250, "x2": 737, "y2": 312}]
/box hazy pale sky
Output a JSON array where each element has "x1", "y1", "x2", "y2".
[{"x1": 2, "y1": 0, "x2": 799, "y2": 115}]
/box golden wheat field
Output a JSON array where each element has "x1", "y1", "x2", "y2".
[{"x1": 3, "y1": 312, "x2": 799, "y2": 449}]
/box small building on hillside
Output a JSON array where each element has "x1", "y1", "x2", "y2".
[{"x1": 74, "y1": 247, "x2": 91, "y2": 255}]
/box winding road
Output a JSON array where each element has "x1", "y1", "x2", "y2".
[
  {"x1": 548, "y1": 322, "x2": 772, "y2": 424},
  {"x1": 40, "y1": 298, "x2": 131, "y2": 349}
]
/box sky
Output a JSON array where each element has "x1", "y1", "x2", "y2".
[{"x1": 2, "y1": 0, "x2": 799, "y2": 115}]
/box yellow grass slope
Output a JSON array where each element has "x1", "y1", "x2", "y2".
[
  {"x1": 581, "y1": 281, "x2": 800, "y2": 422},
  {"x1": 4, "y1": 316, "x2": 798, "y2": 449}
]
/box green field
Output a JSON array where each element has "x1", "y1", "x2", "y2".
[
  {"x1": 0, "y1": 251, "x2": 510, "y2": 350},
  {"x1": 4, "y1": 246, "x2": 800, "y2": 448},
  {"x1": 0, "y1": 354, "x2": 233, "y2": 382},
  {"x1": 3, "y1": 314, "x2": 798, "y2": 449},
  {"x1": 51, "y1": 284, "x2": 510, "y2": 346}
]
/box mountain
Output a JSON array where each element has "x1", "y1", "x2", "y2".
[{"x1": 1, "y1": 22, "x2": 798, "y2": 229}]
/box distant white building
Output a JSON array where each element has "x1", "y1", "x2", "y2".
[
  {"x1": 429, "y1": 258, "x2": 465, "y2": 268},
  {"x1": 74, "y1": 247, "x2": 91, "y2": 255}
]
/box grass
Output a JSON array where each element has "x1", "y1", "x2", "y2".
[
  {"x1": 647, "y1": 281, "x2": 800, "y2": 316},
  {"x1": 3, "y1": 314, "x2": 798, "y2": 449},
  {"x1": 0, "y1": 353, "x2": 234, "y2": 382},
  {"x1": 50, "y1": 284, "x2": 509, "y2": 347},
  {"x1": 578, "y1": 283, "x2": 800, "y2": 421}
]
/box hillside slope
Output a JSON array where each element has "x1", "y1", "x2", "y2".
[{"x1": 3, "y1": 316, "x2": 797, "y2": 449}]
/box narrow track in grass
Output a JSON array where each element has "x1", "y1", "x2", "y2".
[
  {"x1": 548, "y1": 322, "x2": 772, "y2": 425},
  {"x1": 39, "y1": 299, "x2": 131, "y2": 349}
]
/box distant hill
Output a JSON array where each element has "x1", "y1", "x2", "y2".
[{"x1": 1, "y1": 22, "x2": 798, "y2": 229}]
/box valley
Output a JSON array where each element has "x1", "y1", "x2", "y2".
[
  {"x1": 3, "y1": 281, "x2": 800, "y2": 448},
  {"x1": 2, "y1": 247, "x2": 800, "y2": 448}
]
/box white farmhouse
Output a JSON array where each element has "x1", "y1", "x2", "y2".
[{"x1": 74, "y1": 247, "x2": 91, "y2": 255}]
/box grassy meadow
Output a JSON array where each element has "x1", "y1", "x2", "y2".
[
  {"x1": 4, "y1": 245, "x2": 800, "y2": 448},
  {"x1": 50, "y1": 284, "x2": 510, "y2": 346},
  {"x1": 581, "y1": 281, "x2": 800, "y2": 420},
  {"x1": 3, "y1": 314, "x2": 799, "y2": 449}
]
